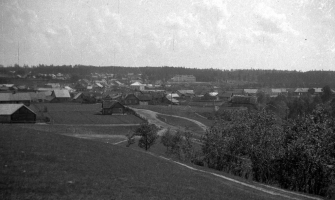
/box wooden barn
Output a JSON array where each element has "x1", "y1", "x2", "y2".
[
  {"x1": 0, "y1": 104, "x2": 36, "y2": 123},
  {"x1": 101, "y1": 100, "x2": 125, "y2": 115}
]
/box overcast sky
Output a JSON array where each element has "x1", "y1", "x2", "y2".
[{"x1": 1, "y1": 0, "x2": 334, "y2": 71}]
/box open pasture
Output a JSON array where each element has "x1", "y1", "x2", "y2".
[{"x1": 31, "y1": 103, "x2": 144, "y2": 125}]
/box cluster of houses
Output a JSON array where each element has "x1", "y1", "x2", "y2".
[{"x1": 1, "y1": 73, "x2": 334, "y2": 123}]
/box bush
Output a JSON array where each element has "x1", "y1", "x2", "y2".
[{"x1": 161, "y1": 129, "x2": 194, "y2": 161}]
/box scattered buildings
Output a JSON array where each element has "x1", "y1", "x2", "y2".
[
  {"x1": 130, "y1": 82, "x2": 145, "y2": 91},
  {"x1": 171, "y1": 75, "x2": 196, "y2": 83}
]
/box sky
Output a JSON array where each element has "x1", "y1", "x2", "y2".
[{"x1": 0, "y1": 0, "x2": 334, "y2": 71}]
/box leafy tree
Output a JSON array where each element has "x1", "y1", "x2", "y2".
[
  {"x1": 70, "y1": 74, "x2": 81, "y2": 82},
  {"x1": 161, "y1": 129, "x2": 194, "y2": 161},
  {"x1": 277, "y1": 105, "x2": 335, "y2": 196},
  {"x1": 256, "y1": 91, "x2": 268, "y2": 105},
  {"x1": 308, "y1": 88, "x2": 315, "y2": 95},
  {"x1": 134, "y1": 123, "x2": 158, "y2": 151},
  {"x1": 322, "y1": 85, "x2": 332, "y2": 103},
  {"x1": 160, "y1": 128, "x2": 174, "y2": 152}
]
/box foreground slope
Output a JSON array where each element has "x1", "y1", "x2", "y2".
[{"x1": 0, "y1": 125, "x2": 319, "y2": 200}]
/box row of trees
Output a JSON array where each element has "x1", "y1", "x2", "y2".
[
  {"x1": 201, "y1": 106, "x2": 335, "y2": 197},
  {"x1": 2, "y1": 65, "x2": 335, "y2": 87}
]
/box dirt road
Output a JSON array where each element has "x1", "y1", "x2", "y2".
[{"x1": 130, "y1": 108, "x2": 208, "y2": 136}]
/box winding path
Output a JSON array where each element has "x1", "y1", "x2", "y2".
[{"x1": 130, "y1": 107, "x2": 208, "y2": 136}]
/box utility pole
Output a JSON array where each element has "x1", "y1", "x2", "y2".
[
  {"x1": 118, "y1": 0, "x2": 120, "y2": 14},
  {"x1": 172, "y1": 32, "x2": 175, "y2": 51},
  {"x1": 170, "y1": 91, "x2": 173, "y2": 110},
  {"x1": 17, "y1": 41, "x2": 20, "y2": 66}
]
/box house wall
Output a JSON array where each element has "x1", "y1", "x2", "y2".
[
  {"x1": 112, "y1": 107, "x2": 124, "y2": 114},
  {"x1": 0, "y1": 100, "x2": 30, "y2": 106},
  {"x1": 102, "y1": 107, "x2": 124, "y2": 115},
  {"x1": 124, "y1": 95, "x2": 139, "y2": 105},
  {"x1": 11, "y1": 107, "x2": 36, "y2": 123},
  {"x1": 0, "y1": 115, "x2": 11, "y2": 123},
  {"x1": 139, "y1": 101, "x2": 149, "y2": 105},
  {"x1": 51, "y1": 97, "x2": 70, "y2": 103}
]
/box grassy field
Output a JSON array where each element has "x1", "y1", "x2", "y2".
[
  {"x1": 31, "y1": 103, "x2": 145, "y2": 125},
  {"x1": 0, "y1": 124, "x2": 292, "y2": 200},
  {"x1": 18, "y1": 124, "x2": 139, "y2": 144},
  {"x1": 131, "y1": 105, "x2": 214, "y2": 127}
]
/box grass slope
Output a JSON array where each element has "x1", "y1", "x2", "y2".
[{"x1": 1, "y1": 125, "x2": 290, "y2": 200}]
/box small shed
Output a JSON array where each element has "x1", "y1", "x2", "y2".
[
  {"x1": 101, "y1": 100, "x2": 125, "y2": 115},
  {"x1": 0, "y1": 104, "x2": 36, "y2": 123}
]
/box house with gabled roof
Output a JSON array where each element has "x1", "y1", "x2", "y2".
[
  {"x1": 203, "y1": 92, "x2": 219, "y2": 100},
  {"x1": 50, "y1": 89, "x2": 71, "y2": 103},
  {"x1": 74, "y1": 83, "x2": 87, "y2": 92},
  {"x1": 137, "y1": 94, "x2": 152, "y2": 105},
  {"x1": 123, "y1": 93, "x2": 139, "y2": 105},
  {"x1": 244, "y1": 89, "x2": 258, "y2": 96},
  {"x1": 103, "y1": 93, "x2": 122, "y2": 101},
  {"x1": 294, "y1": 88, "x2": 309, "y2": 96},
  {"x1": 130, "y1": 82, "x2": 145, "y2": 91},
  {"x1": 163, "y1": 95, "x2": 179, "y2": 105},
  {"x1": 150, "y1": 92, "x2": 165, "y2": 105},
  {"x1": 176, "y1": 90, "x2": 195, "y2": 99},
  {"x1": 101, "y1": 100, "x2": 125, "y2": 115},
  {"x1": 72, "y1": 92, "x2": 85, "y2": 103},
  {"x1": 45, "y1": 83, "x2": 61, "y2": 88},
  {"x1": 0, "y1": 104, "x2": 36, "y2": 123},
  {"x1": 28, "y1": 92, "x2": 46, "y2": 103},
  {"x1": 219, "y1": 92, "x2": 233, "y2": 101},
  {"x1": 225, "y1": 89, "x2": 244, "y2": 97},
  {"x1": 313, "y1": 88, "x2": 323, "y2": 94}
]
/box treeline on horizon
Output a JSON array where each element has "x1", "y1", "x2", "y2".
[{"x1": 1, "y1": 64, "x2": 335, "y2": 88}]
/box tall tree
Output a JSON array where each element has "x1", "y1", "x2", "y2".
[
  {"x1": 321, "y1": 85, "x2": 332, "y2": 103},
  {"x1": 134, "y1": 123, "x2": 158, "y2": 151}
]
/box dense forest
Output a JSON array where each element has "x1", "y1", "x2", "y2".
[{"x1": 1, "y1": 64, "x2": 335, "y2": 88}]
